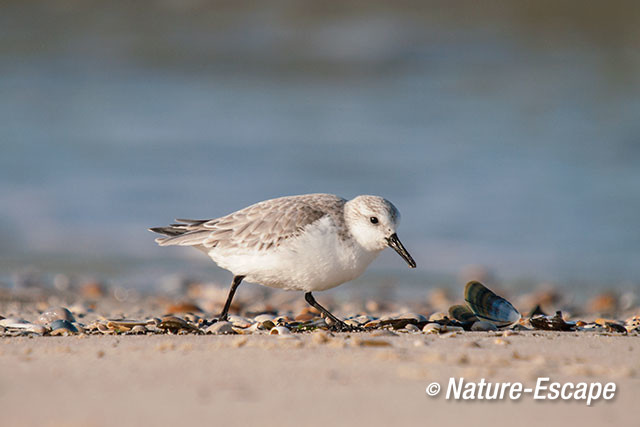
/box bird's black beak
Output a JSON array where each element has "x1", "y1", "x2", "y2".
[{"x1": 386, "y1": 233, "x2": 416, "y2": 268}]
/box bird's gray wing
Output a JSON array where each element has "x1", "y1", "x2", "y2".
[{"x1": 150, "y1": 194, "x2": 346, "y2": 252}]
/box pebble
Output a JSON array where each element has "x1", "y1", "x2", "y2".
[
  {"x1": 471, "y1": 321, "x2": 498, "y2": 331},
  {"x1": 206, "y1": 321, "x2": 235, "y2": 335},
  {"x1": 37, "y1": 307, "x2": 75, "y2": 325}
]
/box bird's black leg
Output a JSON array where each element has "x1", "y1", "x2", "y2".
[
  {"x1": 304, "y1": 292, "x2": 361, "y2": 332},
  {"x1": 218, "y1": 275, "x2": 244, "y2": 321}
]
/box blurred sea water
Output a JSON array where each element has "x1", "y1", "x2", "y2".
[{"x1": 1, "y1": 1, "x2": 639, "y2": 293}]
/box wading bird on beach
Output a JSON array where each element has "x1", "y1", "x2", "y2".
[{"x1": 150, "y1": 194, "x2": 416, "y2": 331}]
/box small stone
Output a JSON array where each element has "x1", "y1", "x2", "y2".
[
  {"x1": 37, "y1": 307, "x2": 75, "y2": 325},
  {"x1": 471, "y1": 321, "x2": 498, "y2": 331},
  {"x1": 206, "y1": 321, "x2": 235, "y2": 335},
  {"x1": 494, "y1": 338, "x2": 509, "y2": 345}
]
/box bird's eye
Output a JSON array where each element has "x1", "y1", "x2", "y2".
[{"x1": 370, "y1": 217, "x2": 379, "y2": 224}]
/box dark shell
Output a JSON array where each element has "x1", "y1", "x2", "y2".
[
  {"x1": 530, "y1": 311, "x2": 575, "y2": 331},
  {"x1": 50, "y1": 319, "x2": 78, "y2": 333},
  {"x1": 464, "y1": 281, "x2": 521, "y2": 327},
  {"x1": 448, "y1": 305, "x2": 478, "y2": 323}
]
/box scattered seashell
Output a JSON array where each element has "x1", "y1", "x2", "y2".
[
  {"x1": 258, "y1": 320, "x2": 276, "y2": 330},
  {"x1": 158, "y1": 316, "x2": 198, "y2": 333},
  {"x1": 344, "y1": 319, "x2": 361, "y2": 328},
  {"x1": 530, "y1": 311, "x2": 575, "y2": 331},
  {"x1": 397, "y1": 313, "x2": 427, "y2": 322},
  {"x1": 403, "y1": 324, "x2": 420, "y2": 332},
  {"x1": 378, "y1": 318, "x2": 419, "y2": 330},
  {"x1": 363, "y1": 320, "x2": 381, "y2": 329},
  {"x1": 50, "y1": 319, "x2": 78, "y2": 334},
  {"x1": 0, "y1": 318, "x2": 48, "y2": 334},
  {"x1": 428, "y1": 312, "x2": 447, "y2": 322},
  {"x1": 464, "y1": 281, "x2": 521, "y2": 327},
  {"x1": 227, "y1": 315, "x2": 252, "y2": 328},
  {"x1": 448, "y1": 305, "x2": 478, "y2": 323},
  {"x1": 625, "y1": 316, "x2": 640, "y2": 333},
  {"x1": 471, "y1": 321, "x2": 498, "y2": 331},
  {"x1": 269, "y1": 326, "x2": 291, "y2": 335},
  {"x1": 37, "y1": 307, "x2": 75, "y2": 325},
  {"x1": 205, "y1": 321, "x2": 235, "y2": 335},
  {"x1": 130, "y1": 325, "x2": 147, "y2": 334},
  {"x1": 604, "y1": 322, "x2": 627, "y2": 334},
  {"x1": 97, "y1": 323, "x2": 113, "y2": 334},
  {"x1": 422, "y1": 323, "x2": 442, "y2": 334}
]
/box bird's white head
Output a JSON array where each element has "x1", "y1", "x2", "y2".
[{"x1": 344, "y1": 195, "x2": 416, "y2": 268}]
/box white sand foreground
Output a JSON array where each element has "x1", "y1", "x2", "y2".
[{"x1": 1, "y1": 332, "x2": 638, "y2": 427}]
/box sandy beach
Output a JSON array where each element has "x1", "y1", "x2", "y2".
[
  {"x1": 1, "y1": 282, "x2": 638, "y2": 427},
  {"x1": 1, "y1": 332, "x2": 638, "y2": 427}
]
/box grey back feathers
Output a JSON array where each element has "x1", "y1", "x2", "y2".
[{"x1": 150, "y1": 194, "x2": 348, "y2": 252}]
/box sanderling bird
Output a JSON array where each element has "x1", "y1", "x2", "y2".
[{"x1": 150, "y1": 193, "x2": 416, "y2": 331}]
